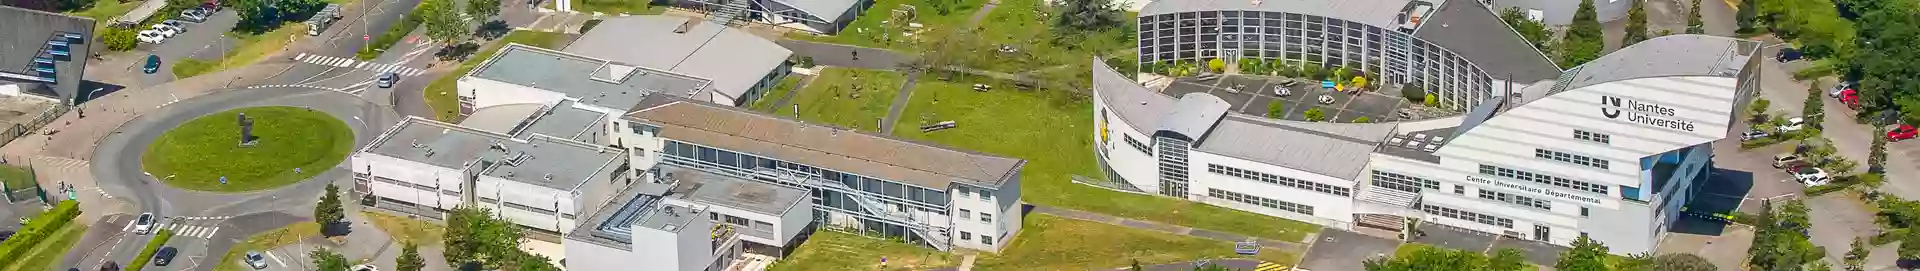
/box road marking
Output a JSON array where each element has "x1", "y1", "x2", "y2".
[
  {"x1": 122, "y1": 219, "x2": 135, "y2": 231},
  {"x1": 266, "y1": 251, "x2": 286, "y2": 267},
  {"x1": 204, "y1": 227, "x2": 221, "y2": 238}
]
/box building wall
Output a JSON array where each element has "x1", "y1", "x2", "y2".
[
  {"x1": 562, "y1": 236, "x2": 633, "y2": 271},
  {"x1": 1092, "y1": 96, "x2": 1164, "y2": 193},
  {"x1": 1188, "y1": 150, "x2": 1357, "y2": 227},
  {"x1": 681, "y1": 197, "x2": 800, "y2": 246},
  {"x1": 458, "y1": 77, "x2": 569, "y2": 113},
  {"x1": 472, "y1": 175, "x2": 578, "y2": 233},
  {"x1": 353, "y1": 153, "x2": 466, "y2": 210},
  {"x1": 949, "y1": 179, "x2": 1020, "y2": 251},
  {"x1": 1136, "y1": 10, "x2": 1496, "y2": 110}
]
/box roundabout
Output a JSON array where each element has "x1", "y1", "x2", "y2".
[{"x1": 140, "y1": 106, "x2": 356, "y2": 192}]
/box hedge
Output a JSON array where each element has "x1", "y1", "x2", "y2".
[
  {"x1": 126, "y1": 229, "x2": 176, "y2": 271},
  {"x1": 0, "y1": 200, "x2": 81, "y2": 269},
  {"x1": 357, "y1": 0, "x2": 436, "y2": 60}
]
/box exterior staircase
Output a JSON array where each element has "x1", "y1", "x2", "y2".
[{"x1": 790, "y1": 171, "x2": 952, "y2": 251}]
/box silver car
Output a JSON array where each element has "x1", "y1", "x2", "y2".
[{"x1": 244, "y1": 251, "x2": 269, "y2": 269}]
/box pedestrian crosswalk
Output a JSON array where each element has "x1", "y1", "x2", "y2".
[
  {"x1": 158, "y1": 222, "x2": 222, "y2": 239},
  {"x1": 1255, "y1": 262, "x2": 1288, "y2": 271},
  {"x1": 293, "y1": 53, "x2": 426, "y2": 76}
]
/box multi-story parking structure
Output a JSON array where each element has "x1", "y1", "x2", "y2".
[
  {"x1": 1093, "y1": 35, "x2": 1760, "y2": 255},
  {"x1": 1136, "y1": 0, "x2": 1561, "y2": 110},
  {"x1": 614, "y1": 95, "x2": 1027, "y2": 252}
]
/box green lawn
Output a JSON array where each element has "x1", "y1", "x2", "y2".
[
  {"x1": 67, "y1": 0, "x2": 142, "y2": 34},
  {"x1": 889, "y1": 79, "x2": 1320, "y2": 242},
  {"x1": 142, "y1": 106, "x2": 354, "y2": 192},
  {"x1": 770, "y1": 230, "x2": 957, "y2": 271},
  {"x1": 749, "y1": 75, "x2": 805, "y2": 112},
  {"x1": 0, "y1": 164, "x2": 32, "y2": 191},
  {"x1": 784, "y1": 68, "x2": 903, "y2": 132},
  {"x1": 362, "y1": 211, "x2": 445, "y2": 246},
  {"x1": 173, "y1": 24, "x2": 310, "y2": 79},
  {"x1": 1, "y1": 222, "x2": 87, "y2": 271},
  {"x1": 1393, "y1": 243, "x2": 1542, "y2": 271},
  {"x1": 569, "y1": 0, "x2": 665, "y2": 15},
  {"x1": 789, "y1": 0, "x2": 990, "y2": 51},
  {"x1": 213, "y1": 223, "x2": 321, "y2": 271},
  {"x1": 426, "y1": 30, "x2": 571, "y2": 122},
  {"x1": 973, "y1": 214, "x2": 1299, "y2": 270}
]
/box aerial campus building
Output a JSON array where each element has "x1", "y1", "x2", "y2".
[
  {"x1": 1102, "y1": 0, "x2": 1759, "y2": 254},
  {"x1": 666, "y1": 0, "x2": 875, "y2": 34},
  {"x1": 355, "y1": 16, "x2": 1023, "y2": 269},
  {"x1": 0, "y1": 6, "x2": 94, "y2": 104}
]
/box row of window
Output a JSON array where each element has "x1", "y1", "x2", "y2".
[
  {"x1": 1478, "y1": 189, "x2": 1551, "y2": 211},
  {"x1": 1206, "y1": 164, "x2": 1352, "y2": 197},
  {"x1": 1536, "y1": 149, "x2": 1610, "y2": 170},
  {"x1": 1422, "y1": 204, "x2": 1513, "y2": 229},
  {"x1": 1573, "y1": 130, "x2": 1611, "y2": 144},
  {"x1": 661, "y1": 140, "x2": 951, "y2": 206},
  {"x1": 956, "y1": 208, "x2": 994, "y2": 224},
  {"x1": 1478, "y1": 164, "x2": 1610, "y2": 195},
  {"x1": 1370, "y1": 170, "x2": 1440, "y2": 193},
  {"x1": 1124, "y1": 135, "x2": 1151, "y2": 154},
  {"x1": 1208, "y1": 188, "x2": 1315, "y2": 215},
  {"x1": 710, "y1": 212, "x2": 777, "y2": 234},
  {"x1": 957, "y1": 230, "x2": 995, "y2": 246}
]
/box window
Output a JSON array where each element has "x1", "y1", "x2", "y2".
[
  {"x1": 961, "y1": 231, "x2": 972, "y2": 240},
  {"x1": 983, "y1": 237, "x2": 994, "y2": 245},
  {"x1": 1370, "y1": 170, "x2": 1440, "y2": 193},
  {"x1": 981, "y1": 213, "x2": 993, "y2": 223},
  {"x1": 1421, "y1": 204, "x2": 1514, "y2": 228},
  {"x1": 1478, "y1": 165, "x2": 1610, "y2": 194},
  {"x1": 980, "y1": 192, "x2": 991, "y2": 201},
  {"x1": 1535, "y1": 149, "x2": 1610, "y2": 170},
  {"x1": 1124, "y1": 135, "x2": 1152, "y2": 154},
  {"x1": 1453, "y1": 185, "x2": 1465, "y2": 195},
  {"x1": 1207, "y1": 189, "x2": 1315, "y2": 215},
  {"x1": 1580, "y1": 207, "x2": 1590, "y2": 217},
  {"x1": 1574, "y1": 130, "x2": 1611, "y2": 144},
  {"x1": 959, "y1": 209, "x2": 970, "y2": 219},
  {"x1": 1621, "y1": 186, "x2": 1644, "y2": 202},
  {"x1": 1208, "y1": 164, "x2": 1352, "y2": 197},
  {"x1": 958, "y1": 186, "x2": 971, "y2": 197},
  {"x1": 1478, "y1": 189, "x2": 1551, "y2": 211},
  {"x1": 725, "y1": 215, "x2": 751, "y2": 226}
]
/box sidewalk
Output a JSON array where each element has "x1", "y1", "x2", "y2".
[{"x1": 1027, "y1": 205, "x2": 1311, "y2": 252}]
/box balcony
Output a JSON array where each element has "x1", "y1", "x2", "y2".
[{"x1": 711, "y1": 224, "x2": 740, "y2": 254}]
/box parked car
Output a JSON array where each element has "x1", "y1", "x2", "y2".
[
  {"x1": 143, "y1": 55, "x2": 161, "y2": 74},
  {"x1": 161, "y1": 20, "x2": 187, "y2": 30},
  {"x1": 153, "y1": 247, "x2": 178, "y2": 266},
  {"x1": 201, "y1": 0, "x2": 221, "y2": 11},
  {"x1": 1830, "y1": 81, "x2": 1855, "y2": 98},
  {"x1": 136, "y1": 30, "x2": 165, "y2": 44},
  {"x1": 376, "y1": 72, "x2": 398, "y2": 88},
  {"x1": 244, "y1": 251, "x2": 269, "y2": 269},
  {"x1": 1741, "y1": 129, "x2": 1771, "y2": 141},
  {"x1": 1773, "y1": 154, "x2": 1807, "y2": 169},
  {"x1": 132, "y1": 213, "x2": 154, "y2": 234},
  {"x1": 1792, "y1": 166, "x2": 1831, "y2": 186},
  {"x1": 99, "y1": 261, "x2": 119, "y2": 271},
  {"x1": 179, "y1": 9, "x2": 209, "y2": 22},
  {"x1": 0, "y1": 230, "x2": 14, "y2": 242},
  {"x1": 1272, "y1": 85, "x2": 1292, "y2": 96},
  {"x1": 148, "y1": 25, "x2": 179, "y2": 38},
  {"x1": 1889, "y1": 124, "x2": 1917, "y2": 142},
  {"x1": 1777, "y1": 47, "x2": 1803, "y2": 62},
  {"x1": 1779, "y1": 117, "x2": 1807, "y2": 132},
  {"x1": 351, "y1": 264, "x2": 379, "y2": 271},
  {"x1": 1840, "y1": 89, "x2": 1862, "y2": 109}
]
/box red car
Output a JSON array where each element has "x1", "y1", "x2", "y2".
[
  {"x1": 1841, "y1": 89, "x2": 1863, "y2": 109},
  {"x1": 1890, "y1": 124, "x2": 1917, "y2": 142}
]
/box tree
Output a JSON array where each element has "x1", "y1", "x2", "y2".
[
  {"x1": 1901, "y1": 230, "x2": 1920, "y2": 261},
  {"x1": 514, "y1": 252, "x2": 562, "y2": 271},
  {"x1": 1807, "y1": 261, "x2": 1833, "y2": 271},
  {"x1": 1750, "y1": 98, "x2": 1772, "y2": 118},
  {"x1": 1052, "y1": 0, "x2": 1123, "y2": 33},
  {"x1": 925, "y1": 0, "x2": 953, "y2": 15},
  {"x1": 316, "y1": 183, "x2": 344, "y2": 229},
  {"x1": 102, "y1": 28, "x2": 138, "y2": 51},
  {"x1": 468, "y1": 0, "x2": 502, "y2": 22},
  {"x1": 913, "y1": 26, "x2": 989, "y2": 73},
  {"x1": 1423, "y1": 93, "x2": 1439, "y2": 107},
  {"x1": 1488, "y1": 248, "x2": 1526, "y2": 271},
  {"x1": 1687, "y1": 0, "x2": 1706, "y2": 34},
  {"x1": 1735, "y1": 0, "x2": 1757, "y2": 33},
  {"x1": 1751, "y1": 199, "x2": 1824, "y2": 271},
  {"x1": 1266, "y1": 101, "x2": 1286, "y2": 119},
  {"x1": 1625, "y1": 0, "x2": 1650, "y2": 45},
  {"x1": 1561, "y1": 0, "x2": 1606, "y2": 67},
  {"x1": 1131, "y1": 260, "x2": 1144, "y2": 271},
  {"x1": 1821, "y1": 157, "x2": 1857, "y2": 176},
  {"x1": 398, "y1": 242, "x2": 425, "y2": 271},
  {"x1": 311, "y1": 249, "x2": 351, "y2": 271},
  {"x1": 1499, "y1": 7, "x2": 1555, "y2": 50},
  {"x1": 274, "y1": 0, "x2": 325, "y2": 19},
  {"x1": 445, "y1": 206, "x2": 525, "y2": 269},
  {"x1": 1555, "y1": 235, "x2": 1611, "y2": 271},
  {"x1": 1804, "y1": 84, "x2": 1825, "y2": 128},
  {"x1": 1363, "y1": 245, "x2": 1489, "y2": 271},
  {"x1": 420, "y1": 0, "x2": 470, "y2": 44},
  {"x1": 1846, "y1": 238, "x2": 1869, "y2": 270},
  {"x1": 1304, "y1": 108, "x2": 1327, "y2": 122},
  {"x1": 1653, "y1": 253, "x2": 1718, "y2": 271},
  {"x1": 1872, "y1": 125, "x2": 1890, "y2": 173}
]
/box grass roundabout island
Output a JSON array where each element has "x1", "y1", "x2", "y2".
[{"x1": 143, "y1": 106, "x2": 355, "y2": 192}]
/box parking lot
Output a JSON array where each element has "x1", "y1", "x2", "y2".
[
  {"x1": 98, "y1": 7, "x2": 243, "y2": 89},
  {"x1": 1297, "y1": 229, "x2": 1400, "y2": 271},
  {"x1": 1163, "y1": 74, "x2": 1416, "y2": 123}
]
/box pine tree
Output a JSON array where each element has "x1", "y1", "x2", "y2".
[
  {"x1": 315, "y1": 183, "x2": 345, "y2": 231},
  {"x1": 1560, "y1": 0, "x2": 1606, "y2": 67},
  {"x1": 1735, "y1": 0, "x2": 1758, "y2": 33},
  {"x1": 1624, "y1": 0, "x2": 1651, "y2": 45},
  {"x1": 1555, "y1": 236, "x2": 1612, "y2": 271},
  {"x1": 398, "y1": 242, "x2": 426, "y2": 271},
  {"x1": 1686, "y1": 0, "x2": 1706, "y2": 34}
]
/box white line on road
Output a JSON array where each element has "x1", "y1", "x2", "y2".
[{"x1": 266, "y1": 251, "x2": 286, "y2": 267}]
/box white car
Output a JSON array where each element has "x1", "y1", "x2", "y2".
[
  {"x1": 150, "y1": 24, "x2": 182, "y2": 36},
  {"x1": 1272, "y1": 85, "x2": 1292, "y2": 96},
  {"x1": 1792, "y1": 166, "x2": 1830, "y2": 186},
  {"x1": 132, "y1": 213, "x2": 155, "y2": 234},
  {"x1": 1779, "y1": 117, "x2": 1807, "y2": 132},
  {"x1": 137, "y1": 30, "x2": 166, "y2": 44},
  {"x1": 1830, "y1": 81, "x2": 1854, "y2": 98},
  {"x1": 161, "y1": 20, "x2": 188, "y2": 30},
  {"x1": 1317, "y1": 94, "x2": 1336, "y2": 105},
  {"x1": 351, "y1": 264, "x2": 379, "y2": 271}
]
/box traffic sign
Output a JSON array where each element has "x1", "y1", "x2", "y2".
[
  {"x1": 363, "y1": 35, "x2": 370, "y2": 41},
  {"x1": 1234, "y1": 241, "x2": 1260, "y2": 255}
]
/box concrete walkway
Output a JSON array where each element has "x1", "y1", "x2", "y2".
[
  {"x1": 766, "y1": 74, "x2": 816, "y2": 114},
  {"x1": 875, "y1": 0, "x2": 1004, "y2": 135},
  {"x1": 1028, "y1": 205, "x2": 1310, "y2": 252}
]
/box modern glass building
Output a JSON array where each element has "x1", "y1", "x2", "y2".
[{"x1": 1137, "y1": 0, "x2": 1561, "y2": 110}]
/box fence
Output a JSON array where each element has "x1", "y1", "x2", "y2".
[
  {"x1": 0, "y1": 156, "x2": 39, "y2": 203},
  {"x1": 0, "y1": 103, "x2": 71, "y2": 149}
]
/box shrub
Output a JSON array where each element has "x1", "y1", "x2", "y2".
[
  {"x1": 1265, "y1": 101, "x2": 1284, "y2": 119},
  {"x1": 0, "y1": 200, "x2": 80, "y2": 267},
  {"x1": 1304, "y1": 108, "x2": 1326, "y2": 122},
  {"x1": 1423, "y1": 93, "x2": 1438, "y2": 107},
  {"x1": 1401, "y1": 86, "x2": 1425, "y2": 102},
  {"x1": 1207, "y1": 58, "x2": 1225, "y2": 73},
  {"x1": 126, "y1": 229, "x2": 176, "y2": 271},
  {"x1": 1352, "y1": 116, "x2": 1372, "y2": 123},
  {"x1": 1749, "y1": 98, "x2": 1771, "y2": 116},
  {"x1": 103, "y1": 28, "x2": 138, "y2": 51},
  {"x1": 579, "y1": 19, "x2": 604, "y2": 33}
]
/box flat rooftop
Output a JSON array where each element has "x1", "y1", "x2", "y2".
[
  {"x1": 364, "y1": 117, "x2": 623, "y2": 191},
  {"x1": 569, "y1": 176, "x2": 710, "y2": 251},
  {"x1": 514, "y1": 100, "x2": 609, "y2": 143},
  {"x1": 468, "y1": 44, "x2": 714, "y2": 110},
  {"x1": 658, "y1": 164, "x2": 808, "y2": 216},
  {"x1": 1412, "y1": 0, "x2": 1561, "y2": 83},
  {"x1": 626, "y1": 96, "x2": 1026, "y2": 190},
  {"x1": 566, "y1": 16, "x2": 792, "y2": 102}
]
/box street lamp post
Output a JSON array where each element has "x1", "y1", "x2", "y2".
[{"x1": 76, "y1": 87, "x2": 103, "y2": 118}]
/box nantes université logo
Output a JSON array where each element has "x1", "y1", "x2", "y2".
[{"x1": 1599, "y1": 95, "x2": 1695, "y2": 132}]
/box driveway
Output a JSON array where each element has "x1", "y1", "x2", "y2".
[{"x1": 1298, "y1": 230, "x2": 1400, "y2": 271}]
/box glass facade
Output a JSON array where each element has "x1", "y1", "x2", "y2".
[
  {"x1": 658, "y1": 140, "x2": 951, "y2": 242},
  {"x1": 1137, "y1": 10, "x2": 1495, "y2": 110}
]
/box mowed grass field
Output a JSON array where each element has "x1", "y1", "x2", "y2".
[
  {"x1": 142, "y1": 106, "x2": 354, "y2": 192},
  {"x1": 784, "y1": 67, "x2": 904, "y2": 132}
]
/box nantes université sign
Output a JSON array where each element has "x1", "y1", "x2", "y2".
[{"x1": 1600, "y1": 96, "x2": 1697, "y2": 132}]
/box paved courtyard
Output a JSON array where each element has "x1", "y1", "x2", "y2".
[
  {"x1": 1164, "y1": 75, "x2": 1415, "y2": 123},
  {"x1": 1298, "y1": 229, "x2": 1400, "y2": 271}
]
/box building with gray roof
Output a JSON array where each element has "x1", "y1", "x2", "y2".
[
  {"x1": 566, "y1": 16, "x2": 793, "y2": 107},
  {"x1": 664, "y1": 0, "x2": 871, "y2": 34},
  {"x1": 353, "y1": 115, "x2": 627, "y2": 234},
  {"x1": 1090, "y1": 35, "x2": 1761, "y2": 256},
  {"x1": 1411, "y1": 0, "x2": 1561, "y2": 84},
  {"x1": 0, "y1": 6, "x2": 93, "y2": 104}
]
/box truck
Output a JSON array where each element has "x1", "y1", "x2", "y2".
[{"x1": 306, "y1": 4, "x2": 344, "y2": 36}]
